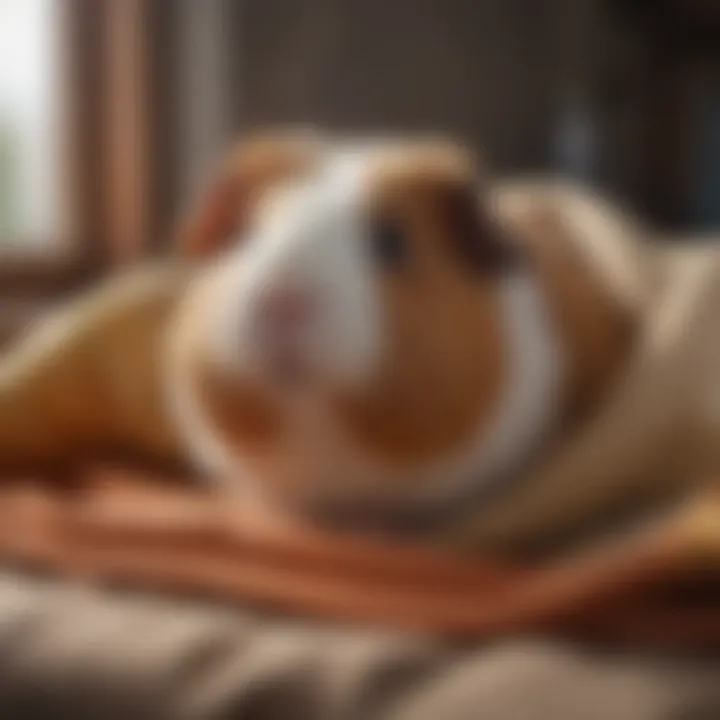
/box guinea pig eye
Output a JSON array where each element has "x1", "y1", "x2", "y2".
[{"x1": 370, "y1": 217, "x2": 408, "y2": 270}]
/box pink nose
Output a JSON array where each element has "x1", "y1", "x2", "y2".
[{"x1": 257, "y1": 286, "x2": 317, "y2": 337}]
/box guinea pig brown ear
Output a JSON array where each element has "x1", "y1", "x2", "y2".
[
  {"x1": 176, "y1": 131, "x2": 322, "y2": 259},
  {"x1": 434, "y1": 164, "x2": 519, "y2": 275}
]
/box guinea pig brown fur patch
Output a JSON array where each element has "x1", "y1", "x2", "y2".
[{"x1": 331, "y1": 148, "x2": 509, "y2": 467}]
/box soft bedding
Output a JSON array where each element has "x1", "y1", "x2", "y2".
[
  {"x1": 0, "y1": 571, "x2": 717, "y2": 720},
  {"x1": 0, "y1": 465, "x2": 716, "y2": 719}
]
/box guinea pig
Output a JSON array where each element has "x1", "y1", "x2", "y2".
[
  {"x1": 0, "y1": 127, "x2": 709, "y2": 552},
  {"x1": 165, "y1": 132, "x2": 637, "y2": 531}
]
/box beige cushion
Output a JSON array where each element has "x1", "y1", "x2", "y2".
[{"x1": 0, "y1": 572, "x2": 716, "y2": 720}]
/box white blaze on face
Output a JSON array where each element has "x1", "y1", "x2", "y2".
[{"x1": 206, "y1": 152, "x2": 382, "y2": 390}]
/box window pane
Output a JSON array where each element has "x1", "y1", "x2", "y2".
[{"x1": 0, "y1": 0, "x2": 63, "y2": 251}]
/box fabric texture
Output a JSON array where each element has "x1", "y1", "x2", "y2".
[
  {"x1": 0, "y1": 571, "x2": 717, "y2": 720},
  {"x1": 0, "y1": 468, "x2": 717, "y2": 651}
]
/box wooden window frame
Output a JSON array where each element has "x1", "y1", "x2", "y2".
[
  {"x1": 0, "y1": 0, "x2": 103, "y2": 296},
  {"x1": 0, "y1": 0, "x2": 170, "y2": 340},
  {"x1": 0, "y1": 0, "x2": 170, "y2": 292}
]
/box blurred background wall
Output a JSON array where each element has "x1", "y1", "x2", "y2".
[
  {"x1": 164, "y1": 0, "x2": 720, "y2": 234},
  {"x1": 0, "y1": 0, "x2": 718, "y2": 336}
]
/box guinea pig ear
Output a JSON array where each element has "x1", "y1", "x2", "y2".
[
  {"x1": 435, "y1": 159, "x2": 519, "y2": 274},
  {"x1": 176, "y1": 131, "x2": 322, "y2": 259}
]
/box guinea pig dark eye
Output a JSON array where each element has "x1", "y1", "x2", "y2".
[{"x1": 370, "y1": 218, "x2": 409, "y2": 270}]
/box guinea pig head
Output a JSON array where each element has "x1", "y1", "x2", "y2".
[{"x1": 171, "y1": 138, "x2": 568, "y2": 516}]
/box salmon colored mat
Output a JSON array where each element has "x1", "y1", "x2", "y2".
[{"x1": 0, "y1": 467, "x2": 716, "y2": 651}]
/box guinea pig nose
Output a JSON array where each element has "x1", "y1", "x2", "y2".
[{"x1": 257, "y1": 285, "x2": 317, "y2": 334}]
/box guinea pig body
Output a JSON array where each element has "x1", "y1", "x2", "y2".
[
  {"x1": 0, "y1": 128, "x2": 643, "y2": 544},
  {"x1": 165, "y1": 142, "x2": 571, "y2": 522}
]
